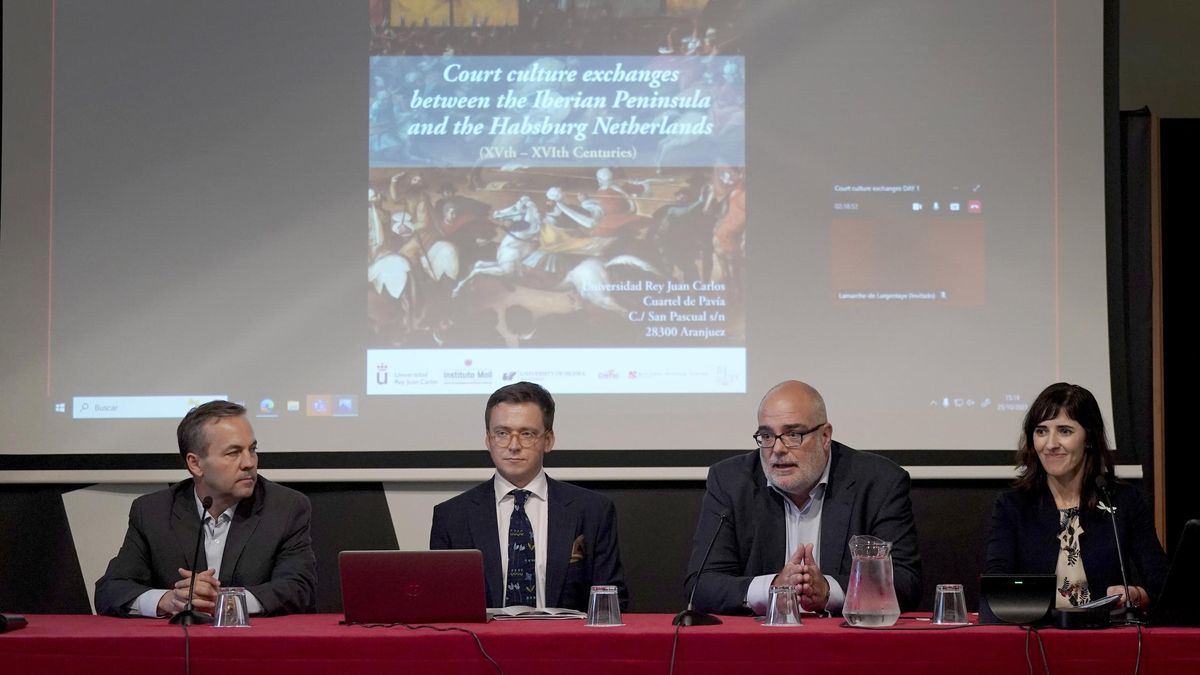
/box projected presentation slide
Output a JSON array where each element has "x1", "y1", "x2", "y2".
[
  {"x1": 0, "y1": 0, "x2": 1112, "y2": 456},
  {"x1": 367, "y1": 47, "x2": 745, "y2": 393}
]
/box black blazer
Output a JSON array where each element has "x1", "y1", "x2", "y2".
[
  {"x1": 94, "y1": 477, "x2": 317, "y2": 617},
  {"x1": 429, "y1": 476, "x2": 629, "y2": 612},
  {"x1": 686, "y1": 442, "x2": 922, "y2": 614},
  {"x1": 985, "y1": 482, "x2": 1169, "y2": 601}
]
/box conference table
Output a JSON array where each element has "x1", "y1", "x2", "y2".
[{"x1": 3, "y1": 613, "x2": 1198, "y2": 674}]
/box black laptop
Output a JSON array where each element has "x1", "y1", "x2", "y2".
[{"x1": 979, "y1": 574, "x2": 1057, "y2": 625}]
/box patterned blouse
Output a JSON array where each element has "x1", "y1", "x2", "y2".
[{"x1": 1055, "y1": 506, "x2": 1090, "y2": 608}]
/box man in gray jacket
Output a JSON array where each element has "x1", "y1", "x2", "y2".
[{"x1": 95, "y1": 401, "x2": 316, "y2": 617}]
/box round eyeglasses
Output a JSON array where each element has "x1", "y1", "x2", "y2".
[{"x1": 490, "y1": 429, "x2": 547, "y2": 447}]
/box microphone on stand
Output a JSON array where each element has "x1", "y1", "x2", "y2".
[
  {"x1": 674, "y1": 512, "x2": 728, "y2": 626},
  {"x1": 170, "y1": 495, "x2": 215, "y2": 626},
  {"x1": 1095, "y1": 474, "x2": 1137, "y2": 621}
]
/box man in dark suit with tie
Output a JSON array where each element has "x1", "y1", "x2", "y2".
[
  {"x1": 94, "y1": 401, "x2": 316, "y2": 617},
  {"x1": 430, "y1": 382, "x2": 629, "y2": 611},
  {"x1": 686, "y1": 380, "x2": 922, "y2": 615}
]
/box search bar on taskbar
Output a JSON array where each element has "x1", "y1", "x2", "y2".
[{"x1": 72, "y1": 395, "x2": 227, "y2": 419}]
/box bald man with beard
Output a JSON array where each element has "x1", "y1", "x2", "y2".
[{"x1": 685, "y1": 381, "x2": 922, "y2": 615}]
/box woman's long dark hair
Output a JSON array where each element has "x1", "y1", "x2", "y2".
[{"x1": 1013, "y1": 383, "x2": 1115, "y2": 509}]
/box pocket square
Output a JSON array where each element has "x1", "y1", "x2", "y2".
[{"x1": 569, "y1": 535, "x2": 586, "y2": 563}]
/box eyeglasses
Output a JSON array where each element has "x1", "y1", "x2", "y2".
[
  {"x1": 753, "y1": 424, "x2": 826, "y2": 449},
  {"x1": 490, "y1": 429, "x2": 548, "y2": 448}
]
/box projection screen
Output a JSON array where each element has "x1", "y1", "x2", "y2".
[{"x1": 0, "y1": 0, "x2": 1119, "y2": 479}]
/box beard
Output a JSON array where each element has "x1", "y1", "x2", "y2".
[{"x1": 761, "y1": 446, "x2": 828, "y2": 497}]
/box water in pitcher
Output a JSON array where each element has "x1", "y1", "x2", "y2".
[
  {"x1": 842, "y1": 535, "x2": 900, "y2": 627},
  {"x1": 843, "y1": 608, "x2": 901, "y2": 627}
]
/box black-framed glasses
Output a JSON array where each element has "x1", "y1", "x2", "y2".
[
  {"x1": 489, "y1": 429, "x2": 548, "y2": 448},
  {"x1": 753, "y1": 424, "x2": 826, "y2": 449}
]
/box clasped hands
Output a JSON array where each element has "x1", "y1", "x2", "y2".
[
  {"x1": 157, "y1": 567, "x2": 220, "y2": 617},
  {"x1": 772, "y1": 543, "x2": 830, "y2": 612}
]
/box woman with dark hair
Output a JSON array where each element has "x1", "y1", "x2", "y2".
[{"x1": 985, "y1": 383, "x2": 1169, "y2": 609}]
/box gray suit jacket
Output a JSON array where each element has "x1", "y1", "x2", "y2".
[
  {"x1": 686, "y1": 442, "x2": 922, "y2": 614},
  {"x1": 429, "y1": 476, "x2": 629, "y2": 612},
  {"x1": 94, "y1": 477, "x2": 317, "y2": 617}
]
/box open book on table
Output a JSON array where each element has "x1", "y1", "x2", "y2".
[{"x1": 488, "y1": 606, "x2": 587, "y2": 620}]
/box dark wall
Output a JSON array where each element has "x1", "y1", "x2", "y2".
[
  {"x1": 0, "y1": 484, "x2": 92, "y2": 614},
  {"x1": 1, "y1": 478, "x2": 1011, "y2": 615},
  {"x1": 304, "y1": 482, "x2": 401, "y2": 612},
  {"x1": 1160, "y1": 118, "x2": 1200, "y2": 551}
]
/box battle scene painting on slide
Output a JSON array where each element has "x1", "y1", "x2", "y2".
[{"x1": 367, "y1": 166, "x2": 745, "y2": 349}]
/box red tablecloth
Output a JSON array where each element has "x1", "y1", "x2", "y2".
[{"x1": 2, "y1": 614, "x2": 1197, "y2": 675}]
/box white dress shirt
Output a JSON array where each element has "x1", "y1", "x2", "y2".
[{"x1": 493, "y1": 471, "x2": 549, "y2": 608}]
